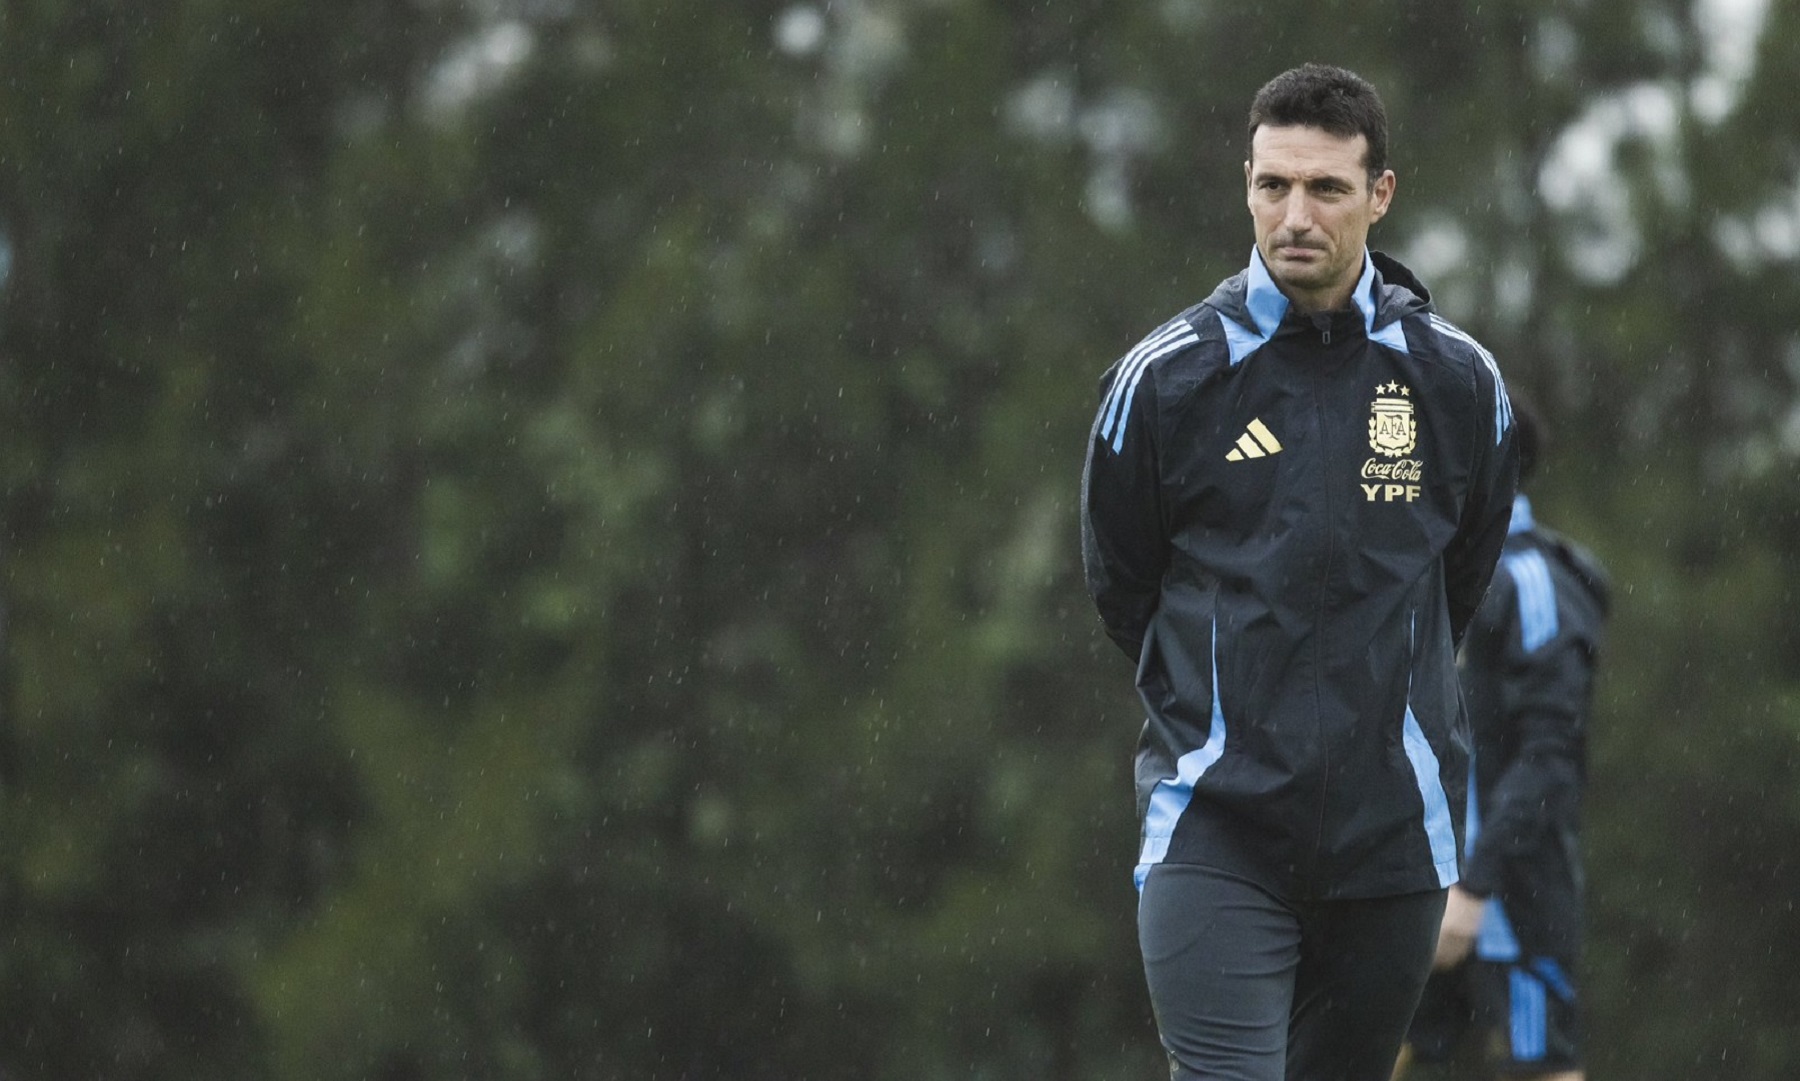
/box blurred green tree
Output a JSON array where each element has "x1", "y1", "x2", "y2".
[{"x1": 2, "y1": 1, "x2": 1798, "y2": 1079}]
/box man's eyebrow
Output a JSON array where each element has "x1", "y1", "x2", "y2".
[{"x1": 1249, "y1": 167, "x2": 1357, "y2": 187}]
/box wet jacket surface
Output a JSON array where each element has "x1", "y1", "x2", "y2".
[
  {"x1": 1459, "y1": 495, "x2": 1610, "y2": 962},
  {"x1": 1082, "y1": 247, "x2": 1518, "y2": 901}
]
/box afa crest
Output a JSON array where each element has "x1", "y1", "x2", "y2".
[{"x1": 1367, "y1": 382, "x2": 1417, "y2": 457}]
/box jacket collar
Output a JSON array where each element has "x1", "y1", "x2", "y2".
[
  {"x1": 1241, "y1": 246, "x2": 1398, "y2": 332},
  {"x1": 1241, "y1": 246, "x2": 1291, "y2": 338},
  {"x1": 1229, "y1": 247, "x2": 1425, "y2": 342},
  {"x1": 1211, "y1": 248, "x2": 1431, "y2": 364}
]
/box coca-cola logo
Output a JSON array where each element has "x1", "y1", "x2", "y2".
[{"x1": 1361, "y1": 458, "x2": 1424, "y2": 482}]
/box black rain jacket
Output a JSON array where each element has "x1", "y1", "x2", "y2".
[
  {"x1": 1458, "y1": 496, "x2": 1610, "y2": 962},
  {"x1": 1082, "y1": 247, "x2": 1518, "y2": 900}
]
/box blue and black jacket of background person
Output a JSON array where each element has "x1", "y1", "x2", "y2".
[
  {"x1": 1458, "y1": 486, "x2": 1610, "y2": 978},
  {"x1": 1081, "y1": 245, "x2": 1518, "y2": 901}
]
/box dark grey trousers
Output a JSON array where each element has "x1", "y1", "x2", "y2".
[{"x1": 1139, "y1": 862, "x2": 1446, "y2": 1081}]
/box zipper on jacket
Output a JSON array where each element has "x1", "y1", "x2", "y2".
[
  {"x1": 1305, "y1": 363, "x2": 1337, "y2": 891},
  {"x1": 1312, "y1": 311, "x2": 1334, "y2": 346}
]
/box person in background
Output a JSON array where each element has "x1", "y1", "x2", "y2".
[
  {"x1": 1396, "y1": 394, "x2": 1610, "y2": 1081},
  {"x1": 1081, "y1": 63, "x2": 1517, "y2": 1081}
]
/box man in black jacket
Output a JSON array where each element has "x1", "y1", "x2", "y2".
[
  {"x1": 1397, "y1": 399, "x2": 1608, "y2": 1081},
  {"x1": 1081, "y1": 64, "x2": 1518, "y2": 1080}
]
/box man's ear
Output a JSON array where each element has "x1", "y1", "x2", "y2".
[{"x1": 1370, "y1": 169, "x2": 1397, "y2": 222}]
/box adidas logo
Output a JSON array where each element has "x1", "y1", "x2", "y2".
[{"x1": 1226, "y1": 418, "x2": 1284, "y2": 461}]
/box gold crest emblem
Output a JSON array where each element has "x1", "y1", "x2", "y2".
[{"x1": 1367, "y1": 382, "x2": 1417, "y2": 457}]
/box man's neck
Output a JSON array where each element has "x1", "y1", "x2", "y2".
[{"x1": 1281, "y1": 281, "x2": 1355, "y2": 315}]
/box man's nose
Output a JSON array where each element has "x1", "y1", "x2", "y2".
[{"x1": 1282, "y1": 192, "x2": 1314, "y2": 233}]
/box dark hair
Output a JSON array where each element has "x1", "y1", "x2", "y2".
[
  {"x1": 1247, "y1": 63, "x2": 1389, "y2": 179},
  {"x1": 1508, "y1": 386, "x2": 1546, "y2": 484}
]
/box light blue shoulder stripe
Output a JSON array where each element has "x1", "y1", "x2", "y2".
[
  {"x1": 1133, "y1": 620, "x2": 1228, "y2": 891},
  {"x1": 1427, "y1": 313, "x2": 1513, "y2": 442},
  {"x1": 1098, "y1": 321, "x2": 1187, "y2": 439},
  {"x1": 1098, "y1": 320, "x2": 1199, "y2": 453},
  {"x1": 1508, "y1": 493, "x2": 1534, "y2": 534},
  {"x1": 1505, "y1": 549, "x2": 1559, "y2": 652}
]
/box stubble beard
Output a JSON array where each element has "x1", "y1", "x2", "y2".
[{"x1": 1265, "y1": 240, "x2": 1337, "y2": 296}]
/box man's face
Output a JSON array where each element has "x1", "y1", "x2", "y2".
[{"x1": 1245, "y1": 124, "x2": 1395, "y2": 312}]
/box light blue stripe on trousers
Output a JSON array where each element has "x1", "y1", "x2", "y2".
[{"x1": 1510, "y1": 967, "x2": 1548, "y2": 1060}]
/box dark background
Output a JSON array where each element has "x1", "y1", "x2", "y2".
[{"x1": 3, "y1": 1, "x2": 1798, "y2": 1078}]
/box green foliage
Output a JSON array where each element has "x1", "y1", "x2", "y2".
[{"x1": 4, "y1": 0, "x2": 1800, "y2": 1078}]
